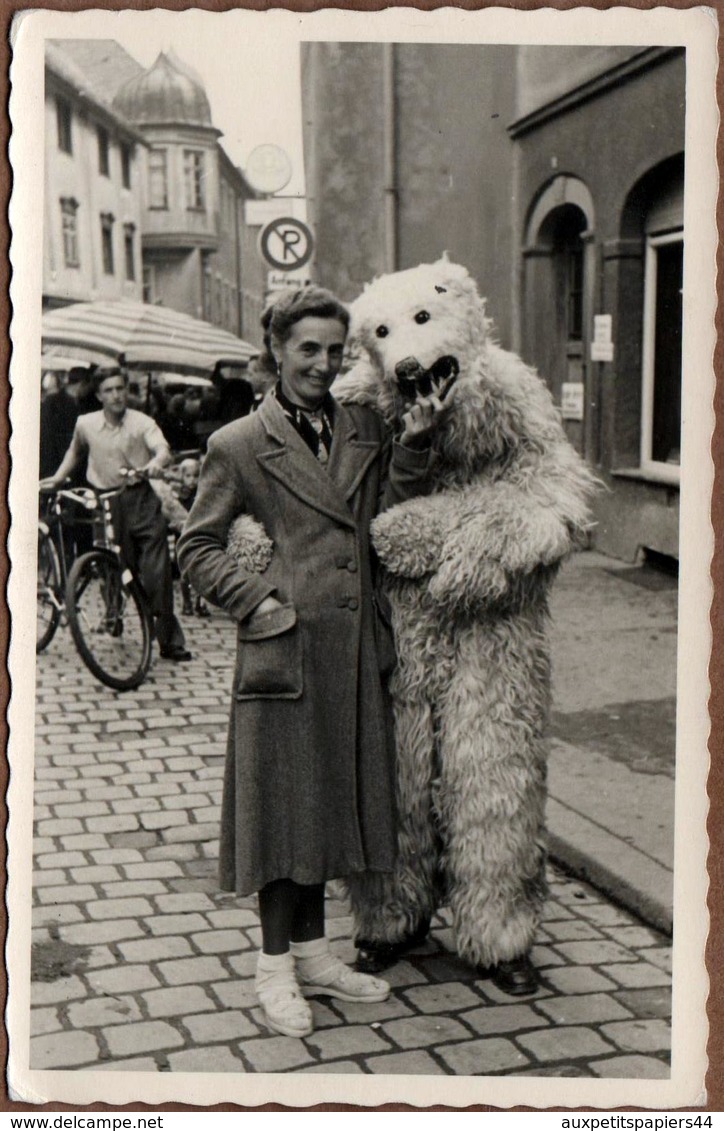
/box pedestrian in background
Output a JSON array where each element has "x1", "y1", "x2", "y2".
[{"x1": 178, "y1": 286, "x2": 446, "y2": 1038}]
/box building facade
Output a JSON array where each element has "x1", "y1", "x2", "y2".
[
  {"x1": 44, "y1": 42, "x2": 147, "y2": 309},
  {"x1": 301, "y1": 43, "x2": 686, "y2": 561}
]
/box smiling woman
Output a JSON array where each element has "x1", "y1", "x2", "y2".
[{"x1": 176, "y1": 284, "x2": 448, "y2": 1040}]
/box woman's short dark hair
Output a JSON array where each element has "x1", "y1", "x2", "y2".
[{"x1": 257, "y1": 286, "x2": 349, "y2": 378}]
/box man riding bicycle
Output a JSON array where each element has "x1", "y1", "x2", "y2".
[{"x1": 40, "y1": 366, "x2": 192, "y2": 663}]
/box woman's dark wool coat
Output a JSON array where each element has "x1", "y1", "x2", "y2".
[{"x1": 178, "y1": 393, "x2": 432, "y2": 897}]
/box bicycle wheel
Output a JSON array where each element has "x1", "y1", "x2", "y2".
[
  {"x1": 37, "y1": 526, "x2": 61, "y2": 653},
  {"x1": 66, "y1": 550, "x2": 152, "y2": 691}
]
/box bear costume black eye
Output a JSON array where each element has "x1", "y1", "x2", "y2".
[
  {"x1": 415, "y1": 310, "x2": 431, "y2": 324},
  {"x1": 375, "y1": 325, "x2": 389, "y2": 338}
]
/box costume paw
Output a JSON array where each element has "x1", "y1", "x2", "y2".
[
  {"x1": 226, "y1": 514, "x2": 274, "y2": 573},
  {"x1": 372, "y1": 497, "x2": 451, "y2": 578}
]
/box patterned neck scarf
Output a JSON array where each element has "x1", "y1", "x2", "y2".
[{"x1": 274, "y1": 382, "x2": 335, "y2": 466}]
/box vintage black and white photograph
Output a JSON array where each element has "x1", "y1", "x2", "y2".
[{"x1": 6, "y1": 5, "x2": 715, "y2": 1109}]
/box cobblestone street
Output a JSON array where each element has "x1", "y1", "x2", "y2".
[{"x1": 30, "y1": 601, "x2": 672, "y2": 1078}]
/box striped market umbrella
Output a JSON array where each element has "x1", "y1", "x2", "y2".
[{"x1": 42, "y1": 300, "x2": 259, "y2": 377}]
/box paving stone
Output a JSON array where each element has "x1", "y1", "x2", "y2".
[
  {"x1": 238, "y1": 1036, "x2": 313, "y2": 1073},
  {"x1": 145, "y1": 913, "x2": 211, "y2": 936},
  {"x1": 600, "y1": 1019, "x2": 672, "y2": 1053},
  {"x1": 137, "y1": 783, "x2": 182, "y2": 798},
  {"x1": 461, "y1": 1003, "x2": 546, "y2": 1036},
  {"x1": 599, "y1": 963, "x2": 672, "y2": 989},
  {"x1": 85, "y1": 897, "x2": 154, "y2": 920},
  {"x1": 155, "y1": 893, "x2": 216, "y2": 914},
  {"x1": 31, "y1": 1030, "x2": 99, "y2": 1069},
  {"x1": 380, "y1": 961, "x2": 431, "y2": 989},
  {"x1": 86, "y1": 815, "x2": 140, "y2": 834},
  {"x1": 614, "y1": 987, "x2": 672, "y2": 1019},
  {"x1": 37, "y1": 883, "x2": 97, "y2": 905},
  {"x1": 32, "y1": 870, "x2": 67, "y2": 887},
  {"x1": 30, "y1": 1007, "x2": 61, "y2": 1036},
  {"x1": 225, "y1": 953, "x2": 259, "y2": 980},
  {"x1": 157, "y1": 955, "x2": 230, "y2": 986},
  {"x1": 183, "y1": 1009, "x2": 259, "y2": 1044},
  {"x1": 399, "y1": 981, "x2": 483, "y2": 1014},
  {"x1": 638, "y1": 948, "x2": 672, "y2": 973},
  {"x1": 306, "y1": 1025, "x2": 391, "y2": 1060},
  {"x1": 604, "y1": 925, "x2": 664, "y2": 948},
  {"x1": 437, "y1": 1037, "x2": 530, "y2": 1075},
  {"x1": 53, "y1": 801, "x2": 110, "y2": 819},
  {"x1": 590, "y1": 1055, "x2": 671, "y2": 1078},
  {"x1": 123, "y1": 860, "x2": 184, "y2": 880},
  {"x1": 36, "y1": 790, "x2": 83, "y2": 806},
  {"x1": 67, "y1": 995, "x2": 144, "y2": 1029},
  {"x1": 100, "y1": 880, "x2": 167, "y2": 899},
  {"x1": 167, "y1": 1046, "x2": 244, "y2": 1073},
  {"x1": 91, "y1": 849, "x2": 144, "y2": 865},
  {"x1": 380, "y1": 1014, "x2": 471, "y2": 1049},
  {"x1": 328, "y1": 997, "x2": 414, "y2": 1026},
  {"x1": 145, "y1": 844, "x2": 199, "y2": 862},
  {"x1": 298, "y1": 1060, "x2": 365, "y2": 1074},
  {"x1": 37, "y1": 819, "x2": 84, "y2": 837},
  {"x1": 142, "y1": 985, "x2": 215, "y2": 1018},
  {"x1": 543, "y1": 966, "x2": 618, "y2": 995},
  {"x1": 544, "y1": 920, "x2": 605, "y2": 942},
  {"x1": 191, "y1": 929, "x2": 246, "y2": 955},
  {"x1": 118, "y1": 936, "x2": 195, "y2": 963},
  {"x1": 366, "y1": 1050, "x2": 447, "y2": 1074},
  {"x1": 104, "y1": 1021, "x2": 185, "y2": 1057},
  {"x1": 555, "y1": 940, "x2": 639, "y2": 965},
  {"x1": 517, "y1": 1026, "x2": 617, "y2": 1062},
  {"x1": 139, "y1": 810, "x2": 190, "y2": 831},
  {"x1": 60, "y1": 920, "x2": 145, "y2": 946},
  {"x1": 530, "y1": 945, "x2": 566, "y2": 968},
  {"x1": 536, "y1": 993, "x2": 633, "y2": 1025},
  {"x1": 89, "y1": 965, "x2": 161, "y2": 995},
  {"x1": 30, "y1": 976, "x2": 88, "y2": 1006},
  {"x1": 69, "y1": 866, "x2": 122, "y2": 884},
  {"x1": 164, "y1": 823, "x2": 219, "y2": 844},
  {"x1": 32, "y1": 904, "x2": 85, "y2": 926},
  {"x1": 59, "y1": 833, "x2": 108, "y2": 851}
]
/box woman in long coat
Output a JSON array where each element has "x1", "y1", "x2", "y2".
[{"x1": 177, "y1": 287, "x2": 444, "y2": 1038}]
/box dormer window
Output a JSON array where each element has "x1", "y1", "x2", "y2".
[{"x1": 184, "y1": 149, "x2": 206, "y2": 211}]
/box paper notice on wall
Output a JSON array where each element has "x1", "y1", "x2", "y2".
[{"x1": 561, "y1": 382, "x2": 585, "y2": 420}]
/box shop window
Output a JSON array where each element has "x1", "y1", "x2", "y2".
[
  {"x1": 100, "y1": 212, "x2": 115, "y2": 275},
  {"x1": 60, "y1": 197, "x2": 80, "y2": 268},
  {"x1": 184, "y1": 149, "x2": 206, "y2": 211},
  {"x1": 57, "y1": 97, "x2": 72, "y2": 154},
  {"x1": 123, "y1": 223, "x2": 136, "y2": 281},
  {"x1": 641, "y1": 231, "x2": 683, "y2": 479},
  {"x1": 148, "y1": 149, "x2": 168, "y2": 210},
  {"x1": 97, "y1": 127, "x2": 110, "y2": 176},
  {"x1": 121, "y1": 144, "x2": 132, "y2": 190}
]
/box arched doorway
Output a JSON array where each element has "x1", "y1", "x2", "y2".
[{"x1": 522, "y1": 176, "x2": 595, "y2": 456}]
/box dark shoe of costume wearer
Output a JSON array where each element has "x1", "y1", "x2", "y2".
[
  {"x1": 195, "y1": 599, "x2": 210, "y2": 618},
  {"x1": 159, "y1": 644, "x2": 193, "y2": 662},
  {"x1": 477, "y1": 954, "x2": 540, "y2": 996},
  {"x1": 354, "y1": 918, "x2": 431, "y2": 974},
  {"x1": 181, "y1": 599, "x2": 194, "y2": 616}
]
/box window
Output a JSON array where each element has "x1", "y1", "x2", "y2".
[
  {"x1": 142, "y1": 264, "x2": 156, "y2": 304},
  {"x1": 97, "y1": 127, "x2": 110, "y2": 176},
  {"x1": 57, "y1": 97, "x2": 72, "y2": 154},
  {"x1": 123, "y1": 223, "x2": 136, "y2": 281},
  {"x1": 121, "y1": 144, "x2": 132, "y2": 190},
  {"x1": 641, "y1": 231, "x2": 683, "y2": 479},
  {"x1": 60, "y1": 197, "x2": 80, "y2": 268},
  {"x1": 183, "y1": 149, "x2": 206, "y2": 210},
  {"x1": 148, "y1": 149, "x2": 168, "y2": 209},
  {"x1": 100, "y1": 212, "x2": 115, "y2": 275}
]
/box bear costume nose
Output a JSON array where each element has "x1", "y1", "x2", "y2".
[{"x1": 395, "y1": 357, "x2": 425, "y2": 380}]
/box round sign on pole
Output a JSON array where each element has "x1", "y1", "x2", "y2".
[
  {"x1": 259, "y1": 217, "x2": 315, "y2": 272},
  {"x1": 245, "y1": 145, "x2": 293, "y2": 195}
]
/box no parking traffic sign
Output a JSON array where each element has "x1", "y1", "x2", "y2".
[{"x1": 259, "y1": 217, "x2": 315, "y2": 272}]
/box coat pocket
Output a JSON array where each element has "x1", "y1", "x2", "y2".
[{"x1": 235, "y1": 603, "x2": 302, "y2": 699}]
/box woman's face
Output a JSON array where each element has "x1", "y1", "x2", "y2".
[{"x1": 276, "y1": 316, "x2": 347, "y2": 410}]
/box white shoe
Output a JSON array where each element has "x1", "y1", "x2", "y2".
[
  {"x1": 255, "y1": 957, "x2": 313, "y2": 1038},
  {"x1": 296, "y1": 954, "x2": 390, "y2": 1003}
]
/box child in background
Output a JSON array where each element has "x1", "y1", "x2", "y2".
[{"x1": 174, "y1": 459, "x2": 210, "y2": 618}]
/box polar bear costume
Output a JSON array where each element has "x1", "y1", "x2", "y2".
[{"x1": 330, "y1": 259, "x2": 597, "y2": 977}]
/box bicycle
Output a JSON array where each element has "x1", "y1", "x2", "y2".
[{"x1": 38, "y1": 480, "x2": 153, "y2": 691}]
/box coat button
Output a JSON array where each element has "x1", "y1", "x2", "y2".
[
  {"x1": 347, "y1": 597, "x2": 359, "y2": 610},
  {"x1": 347, "y1": 560, "x2": 358, "y2": 573},
  {"x1": 334, "y1": 554, "x2": 349, "y2": 569}
]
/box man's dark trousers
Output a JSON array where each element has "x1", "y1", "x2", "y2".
[{"x1": 111, "y1": 481, "x2": 186, "y2": 652}]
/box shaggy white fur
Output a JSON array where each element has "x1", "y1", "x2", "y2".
[
  {"x1": 226, "y1": 514, "x2": 274, "y2": 574},
  {"x1": 334, "y1": 257, "x2": 597, "y2": 968}
]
